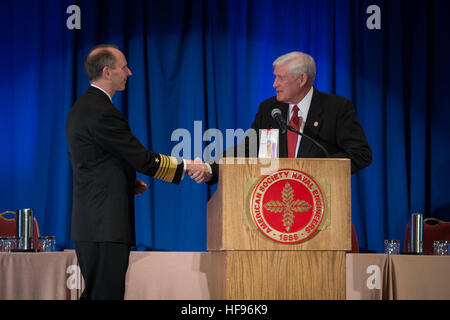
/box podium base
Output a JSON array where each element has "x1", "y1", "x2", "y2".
[{"x1": 203, "y1": 250, "x2": 346, "y2": 300}]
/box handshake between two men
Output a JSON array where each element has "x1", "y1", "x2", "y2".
[
  {"x1": 184, "y1": 157, "x2": 212, "y2": 184},
  {"x1": 134, "y1": 157, "x2": 213, "y2": 196}
]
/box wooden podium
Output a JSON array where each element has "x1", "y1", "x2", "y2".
[{"x1": 205, "y1": 158, "x2": 351, "y2": 299}]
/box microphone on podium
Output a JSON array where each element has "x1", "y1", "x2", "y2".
[{"x1": 271, "y1": 107, "x2": 329, "y2": 157}]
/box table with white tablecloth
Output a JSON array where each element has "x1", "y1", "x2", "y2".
[
  {"x1": 0, "y1": 250, "x2": 211, "y2": 300},
  {"x1": 346, "y1": 253, "x2": 450, "y2": 300},
  {"x1": 1, "y1": 251, "x2": 449, "y2": 300}
]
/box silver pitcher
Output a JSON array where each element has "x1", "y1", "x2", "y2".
[
  {"x1": 409, "y1": 213, "x2": 423, "y2": 254},
  {"x1": 15, "y1": 208, "x2": 34, "y2": 250}
]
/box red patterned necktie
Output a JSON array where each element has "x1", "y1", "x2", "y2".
[{"x1": 287, "y1": 105, "x2": 299, "y2": 158}]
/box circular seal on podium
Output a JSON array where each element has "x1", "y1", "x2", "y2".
[{"x1": 249, "y1": 169, "x2": 325, "y2": 244}]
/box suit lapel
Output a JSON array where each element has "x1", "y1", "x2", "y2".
[{"x1": 298, "y1": 88, "x2": 324, "y2": 157}]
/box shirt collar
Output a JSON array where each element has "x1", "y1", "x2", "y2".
[
  {"x1": 289, "y1": 86, "x2": 314, "y2": 118},
  {"x1": 90, "y1": 84, "x2": 112, "y2": 102}
]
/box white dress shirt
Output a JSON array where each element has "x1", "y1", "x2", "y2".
[{"x1": 288, "y1": 86, "x2": 314, "y2": 157}]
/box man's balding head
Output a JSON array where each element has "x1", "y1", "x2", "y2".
[
  {"x1": 84, "y1": 44, "x2": 119, "y2": 82},
  {"x1": 84, "y1": 44, "x2": 132, "y2": 97}
]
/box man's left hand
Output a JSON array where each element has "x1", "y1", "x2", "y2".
[{"x1": 135, "y1": 179, "x2": 148, "y2": 195}]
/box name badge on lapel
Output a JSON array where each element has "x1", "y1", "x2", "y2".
[{"x1": 258, "y1": 129, "x2": 279, "y2": 158}]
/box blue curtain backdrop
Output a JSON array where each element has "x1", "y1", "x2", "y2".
[{"x1": 0, "y1": 0, "x2": 449, "y2": 253}]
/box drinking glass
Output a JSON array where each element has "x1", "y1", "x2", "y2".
[{"x1": 384, "y1": 239, "x2": 400, "y2": 254}]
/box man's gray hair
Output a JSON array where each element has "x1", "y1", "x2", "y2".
[{"x1": 273, "y1": 51, "x2": 316, "y2": 83}]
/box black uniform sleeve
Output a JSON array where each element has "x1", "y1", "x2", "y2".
[{"x1": 91, "y1": 107, "x2": 184, "y2": 184}]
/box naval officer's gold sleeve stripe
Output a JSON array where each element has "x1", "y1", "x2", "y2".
[
  {"x1": 158, "y1": 155, "x2": 170, "y2": 181},
  {"x1": 165, "y1": 156, "x2": 179, "y2": 182},
  {"x1": 154, "y1": 155, "x2": 167, "y2": 180},
  {"x1": 156, "y1": 155, "x2": 177, "y2": 182},
  {"x1": 154, "y1": 155, "x2": 178, "y2": 182}
]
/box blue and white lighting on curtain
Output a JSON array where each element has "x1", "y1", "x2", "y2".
[{"x1": 0, "y1": 0, "x2": 449, "y2": 253}]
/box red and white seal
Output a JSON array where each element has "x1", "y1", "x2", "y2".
[{"x1": 249, "y1": 169, "x2": 325, "y2": 244}]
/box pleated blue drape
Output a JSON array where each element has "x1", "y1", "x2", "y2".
[{"x1": 1, "y1": 0, "x2": 449, "y2": 253}]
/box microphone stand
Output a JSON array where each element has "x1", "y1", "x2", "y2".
[{"x1": 287, "y1": 125, "x2": 330, "y2": 158}]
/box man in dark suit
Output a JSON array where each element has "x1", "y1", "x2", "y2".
[
  {"x1": 188, "y1": 51, "x2": 372, "y2": 184},
  {"x1": 66, "y1": 44, "x2": 207, "y2": 299}
]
